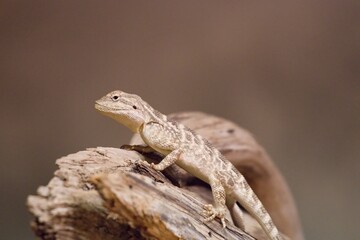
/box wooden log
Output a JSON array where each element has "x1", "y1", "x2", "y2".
[
  {"x1": 27, "y1": 111, "x2": 297, "y2": 240},
  {"x1": 27, "y1": 147, "x2": 255, "y2": 239}
]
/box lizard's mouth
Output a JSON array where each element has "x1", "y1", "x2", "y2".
[
  {"x1": 94, "y1": 102, "x2": 107, "y2": 112},
  {"x1": 94, "y1": 102, "x2": 127, "y2": 112}
]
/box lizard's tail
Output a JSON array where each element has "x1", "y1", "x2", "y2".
[{"x1": 234, "y1": 186, "x2": 283, "y2": 240}]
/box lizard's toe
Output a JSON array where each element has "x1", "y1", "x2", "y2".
[
  {"x1": 221, "y1": 218, "x2": 226, "y2": 228},
  {"x1": 202, "y1": 204, "x2": 227, "y2": 228},
  {"x1": 150, "y1": 162, "x2": 161, "y2": 171},
  {"x1": 135, "y1": 159, "x2": 151, "y2": 167},
  {"x1": 202, "y1": 204, "x2": 213, "y2": 211},
  {"x1": 203, "y1": 213, "x2": 216, "y2": 222},
  {"x1": 151, "y1": 162, "x2": 168, "y2": 171}
]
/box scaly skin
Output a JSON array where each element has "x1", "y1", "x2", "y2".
[{"x1": 95, "y1": 90, "x2": 283, "y2": 240}]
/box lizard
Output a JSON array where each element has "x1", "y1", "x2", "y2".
[{"x1": 95, "y1": 90, "x2": 284, "y2": 240}]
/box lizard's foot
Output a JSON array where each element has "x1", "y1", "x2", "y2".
[
  {"x1": 120, "y1": 144, "x2": 135, "y2": 151},
  {"x1": 133, "y1": 158, "x2": 151, "y2": 168},
  {"x1": 202, "y1": 204, "x2": 227, "y2": 228},
  {"x1": 150, "y1": 162, "x2": 163, "y2": 171},
  {"x1": 122, "y1": 145, "x2": 161, "y2": 169},
  {"x1": 121, "y1": 144, "x2": 155, "y2": 154}
]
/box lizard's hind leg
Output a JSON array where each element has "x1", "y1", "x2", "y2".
[{"x1": 203, "y1": 176, "x2": 227, "y2": 228}]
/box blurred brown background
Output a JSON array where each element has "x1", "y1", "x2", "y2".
[{"x1": 1, "y1": 1, "x2": 359, "y2": 239}]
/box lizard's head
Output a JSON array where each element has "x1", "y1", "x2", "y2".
[{"x1": 95, "y1": 90, "x2": 151, "y2": 133}]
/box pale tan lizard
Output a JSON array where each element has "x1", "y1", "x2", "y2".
[{"x1": 95, "y1": 90, "x2": 284, "y2": 240}]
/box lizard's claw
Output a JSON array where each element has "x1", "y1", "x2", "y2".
[{"x1": 202, "y1": 204, "x2": 227, "y2": 228}]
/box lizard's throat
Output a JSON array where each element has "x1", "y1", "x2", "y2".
[{"x1": 112, "y1": 113, "x2": 143, "y2": 133}]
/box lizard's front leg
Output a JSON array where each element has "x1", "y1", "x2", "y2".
[
  {"x1": 150, "y1": 149, "x2": 182, "y2": 171},
  {"x1": 203, "y1": 176, "x2": 227, "y2": 228}
]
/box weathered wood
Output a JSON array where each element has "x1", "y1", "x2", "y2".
[
  {"x1": 27, "y1": 111, "x2": 297, "y2": 240},
  {"x1": 27, "y1": 147, "x2": 254, "y2": 240},
  {"x1": 27, "y1": 148, "x2": 147, "y2": 240},
  {"x1": 92, "y1": 170, "x2": 254, "y2": 240}
]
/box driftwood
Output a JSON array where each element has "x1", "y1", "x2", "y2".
[{"x1": 27, "y1": 112, "x2": 299, "y2": 240}]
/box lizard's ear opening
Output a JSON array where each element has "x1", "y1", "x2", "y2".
[{"x1": 132, "y1": 105, "x2": 137, "y2": 109}]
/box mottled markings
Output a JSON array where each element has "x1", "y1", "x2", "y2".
[{"x1": 270, "y1": 227, "x2": 279, "y2": 236}]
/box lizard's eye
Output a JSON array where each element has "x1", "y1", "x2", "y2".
[
  {"x1": 132, "y1": 105, "x2": 137, "y2": 109},
  {"x1": 111, "y1": 95, "x2": 119, "y2": 101}
]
